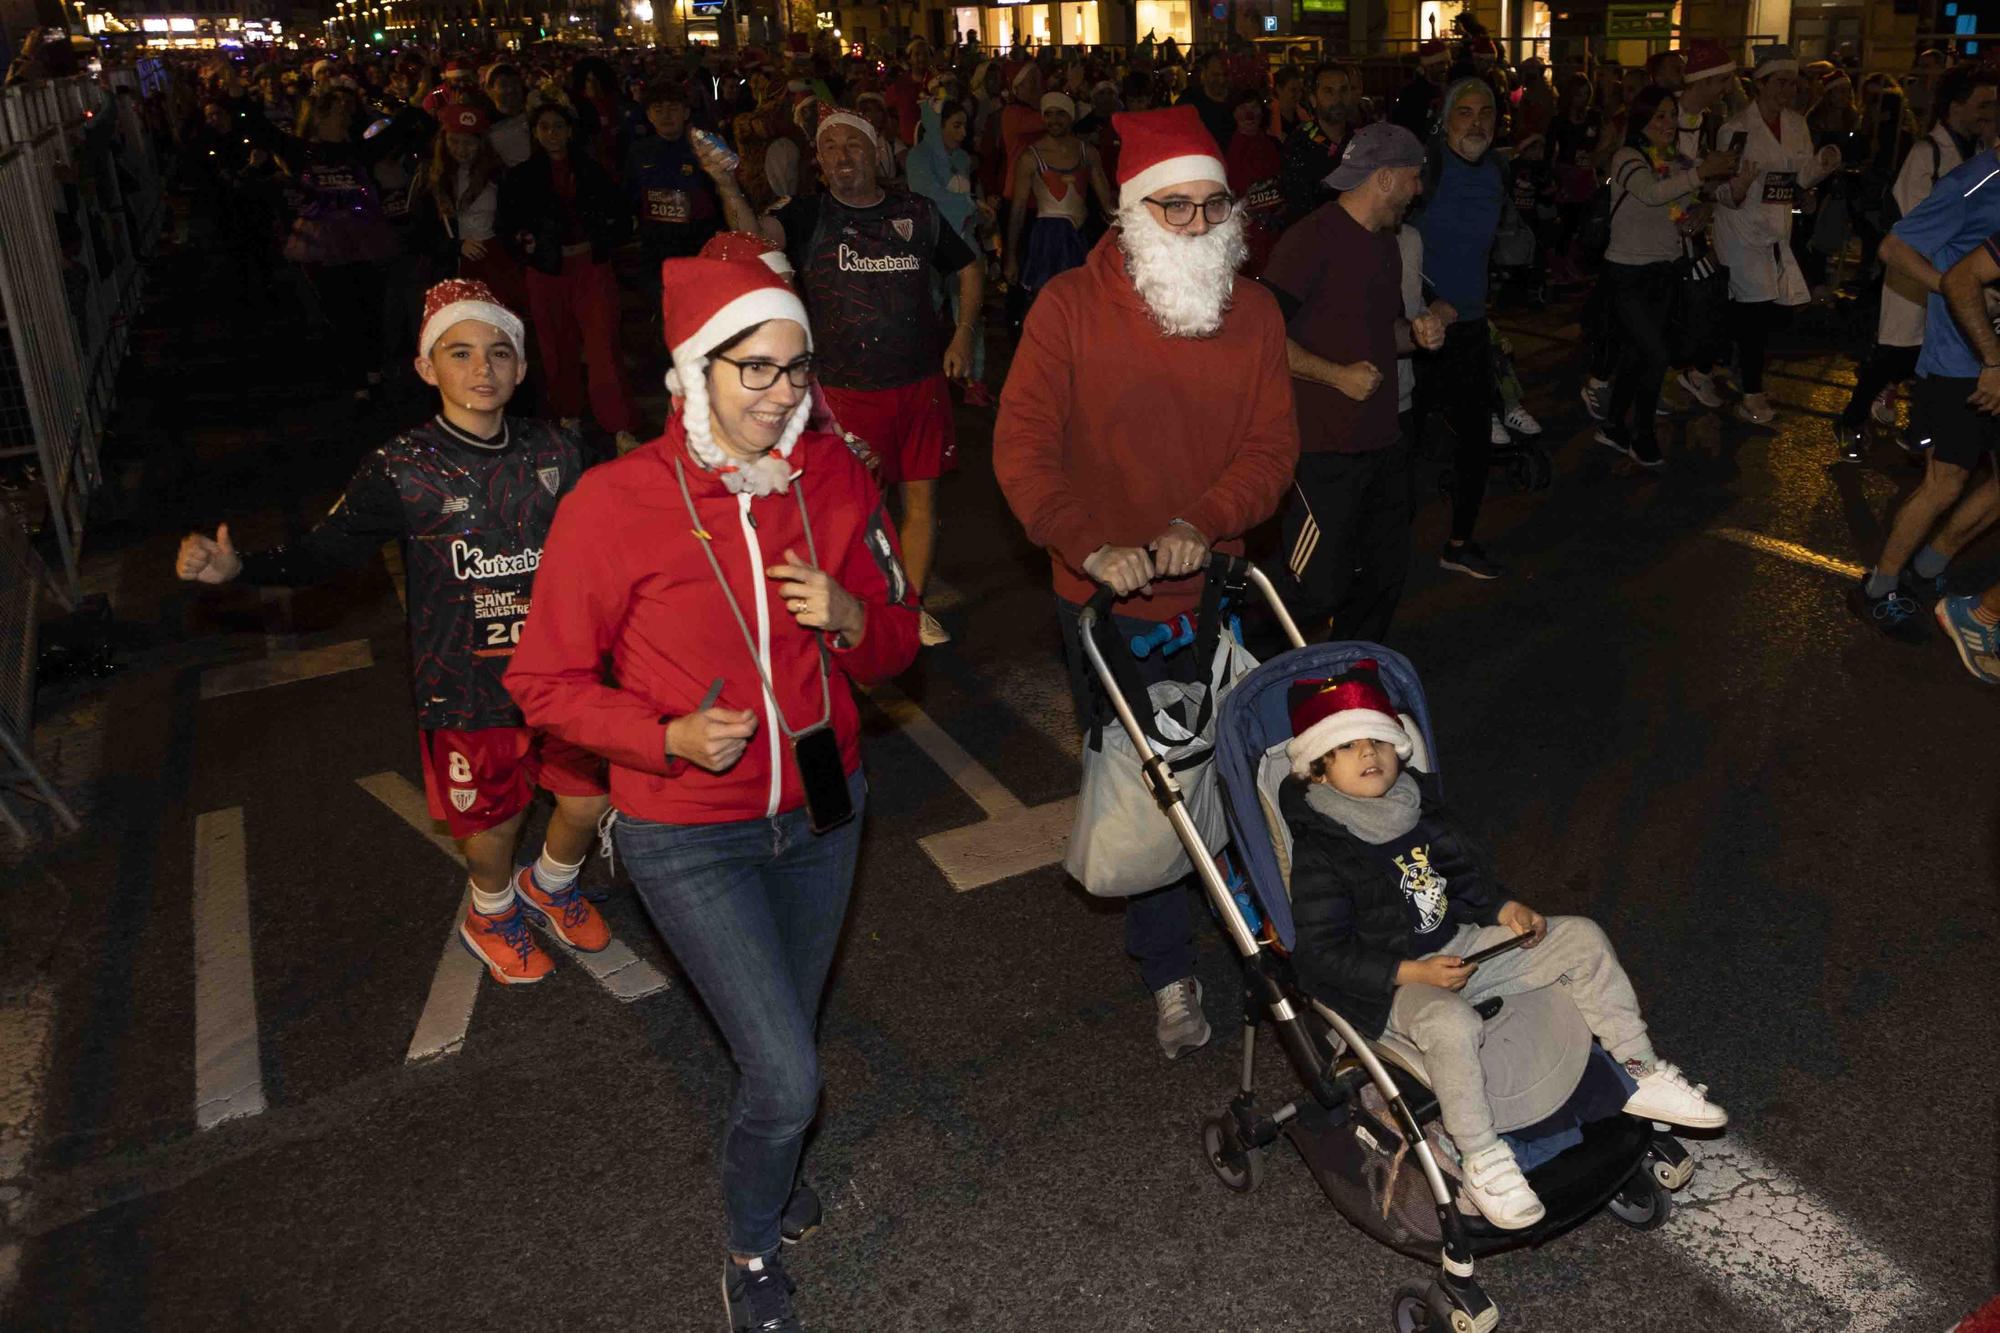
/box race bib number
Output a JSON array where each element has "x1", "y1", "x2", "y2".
[
  {"x1": 646, "y1": 188, "x2": 691, "y2": 224},
  {"x1": 472, "y1": 586, "x2": 530, "y2": 657},
  {"x1": 1245, "y1": 178, "x2": 1282, "y2": 215},
  {"x1": 1761, "y1": 170, "x2": 1797, "y2": 204}
]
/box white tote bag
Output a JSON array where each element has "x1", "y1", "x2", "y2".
[{"x1": 1064, "y1": 636, "x2": 1257, "y2": 898}]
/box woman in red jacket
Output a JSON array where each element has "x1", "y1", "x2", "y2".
[{"x1": 505, "y1": 257, "x2": 919, "y2": 1333}]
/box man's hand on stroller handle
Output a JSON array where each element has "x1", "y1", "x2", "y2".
[
  {"x1": 1497, "y1": 900, "x2": 1547, "y2": 946},
  {"x1": 1084, "y1": 544, "x2": 1156, "y2": 597}
]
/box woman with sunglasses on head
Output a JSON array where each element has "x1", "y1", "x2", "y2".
[{"x1": 506, "y1": 257, "x2": 921, "y2": 1333}]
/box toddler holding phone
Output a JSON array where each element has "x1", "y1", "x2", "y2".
[{"x1": 1279, "y1": 662, "x2": 1727, "y2": 1230}]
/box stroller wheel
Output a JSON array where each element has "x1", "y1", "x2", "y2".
[
  {"x1": 1199, "y1": 1115, "x2": 1266, "y2": 1193},
  {"x1": 1646, "y1": 1134, "x2": 1694, "y2": 1191},
  {"x1": 1606, "y1": 1168, "x2": 1674, "y2": 1231},
  {"x1": 1390, "y1": 1280, "x2": 1487, "y2": 1333}
]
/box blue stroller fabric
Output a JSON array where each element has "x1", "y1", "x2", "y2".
[{"x1": 1214, "y1": 642, "x2": 1439, "y2": 952}]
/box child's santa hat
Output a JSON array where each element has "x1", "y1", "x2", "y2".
[
  {"x1": 661, "y1": 257, "x2": 813, "y2": 496},
  {"x1": 699, "y1": 229, "x2": 794, "y2": 277},
  {"x1": 418, "y1": 278, "x2": 525, "y2": 361},
  {"x1": 1109, "y1": 104, "x2": 1225, "y2": 208},
  {"x1": 1284, "y1": 660, "x2": 1428, "y2": 778}
]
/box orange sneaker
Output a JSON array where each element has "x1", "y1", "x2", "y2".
[
  {"x1": 459, "y1": 903, "x2": 554, "y2": 984},
  {"x1": 513, "y1": 865, "x2": 612, "y2": 953}
]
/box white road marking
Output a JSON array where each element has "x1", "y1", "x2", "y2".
[
  {"x1": 199, "y1": 639, "x2": 374, "y2": 699},
  {"x1": 355, "y1": 774, "x2": 485, "y2": 1063},
  {"x1": 1666, "y1": 1134, "x2": 1929, "y2": 1331},
  {"x1": 1708, "y1": 528, "x2": 1867, "y2": 580},
  {"x1": 191, "y1": 808, "x2": 267, "y2": 1128},
  {"x1": 355, "y1": 772, "x2": 666, "y2": 1039},
  {"x1": 870, "y1": 683, "x2": 1076, "y2": 892}
]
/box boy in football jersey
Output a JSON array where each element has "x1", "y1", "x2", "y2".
[{"x1": 176, "y1": 279, "x2": 612, "y2": 984}]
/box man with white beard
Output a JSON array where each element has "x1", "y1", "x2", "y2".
[{"x1": 994, "y1": 104, "x2": 1299, "y2": 1061}]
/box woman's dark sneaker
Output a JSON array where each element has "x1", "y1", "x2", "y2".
[
  {"x1": 723, "y1": 1252, "x2": 800, "y2": 1333},
  {"x1": 1846, "y1": 581, "x2": 1930, "y2": 644},
  {"x1": 780, "y1": 1184, "x2": 822, "y2": 1245},
  {"x1": 1628, "y1": 435, "x2": 1665, "y2": 469},
  {"x1": 1439, "y1": 542, "x2": 1507, "y2": 580},
  {"x1": 1592, "y1": 426, "x2": 1628, "y2": 456}
]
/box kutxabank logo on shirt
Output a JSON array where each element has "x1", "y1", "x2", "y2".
[{"x1": 837, "y1": 242, "x2": 921, "y2": 273}]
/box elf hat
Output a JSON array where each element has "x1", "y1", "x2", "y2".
[
  {"x1": 1110, "y1": 103, "x2": 1225, "y2": 207},
  {"x1": 438, "y1": 101, "x2": 489, "y2": 135},
  {"x1": 1284, "y1": 661, "x2": 1428, "y2": 778},
  {"x1": 699, "y1": 230, "x2": 794, "y2": 276},
  {"x1": 660, "y1": 257, "x2": 814, "y2": 496},
  {"x1": 1681, "y1": 38, "x2": 1734, "y2": 83},
  {"x1": 418, "y1": 277, "x2": 525, "y2": 361}
]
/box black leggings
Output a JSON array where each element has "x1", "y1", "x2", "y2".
[
  {"x1": 1840, "y1": 343, "x2": 1921, "y2": 427},
  {"x1": 1730, "y1": 298, "x2": 1791, "y2": 395},
  {"x1": 1424, "y1": 318, "x2": 1497, "y2": 543},
  {"x1": 1603, "y1": 261, "x2": 1678, "y2": 441}
]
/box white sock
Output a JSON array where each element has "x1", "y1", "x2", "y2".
[
  {"x1": 532, "y1": 849, "x2": 584, "y2": 894},
  {"x1": 469, "y1": 880, "x2": 515, "y2": 917}
]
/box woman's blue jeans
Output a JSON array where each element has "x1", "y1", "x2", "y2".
[{"x1": 613, "y1": 770, "x2": 866, "y2": 1257}]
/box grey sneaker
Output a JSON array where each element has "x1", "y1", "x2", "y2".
[
  {"x1": 1153, "y1": 977, "x2": 1211, "y2": 1059},
  {"x1": 723, "y1": 1252, "x2": 800, "y2": 1333}
]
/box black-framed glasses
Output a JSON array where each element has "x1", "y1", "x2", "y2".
[
  {"x1": 713, "y1": 353, "x2": 814, "y2": 390},
  {"x1": 1142, "y1": 192, "x2": 1236, "y2": 226}
]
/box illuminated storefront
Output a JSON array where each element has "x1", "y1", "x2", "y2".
[{"x1": 966, "y1": 0, "x2": 1187, "y2": 48}]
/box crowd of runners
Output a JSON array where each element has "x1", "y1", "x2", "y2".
[{"x1": 21, "y1": 19, "x2": 1979, "y2": 1330}]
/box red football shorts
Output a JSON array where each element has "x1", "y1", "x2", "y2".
[
  {"x1": 820, "y1": 374, "x2": 958, "y2": 485},
  {"x1": 418, "y1": 726, "x2": 608, "y2": 839}
]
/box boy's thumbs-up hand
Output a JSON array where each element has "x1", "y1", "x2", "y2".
[{"x1": 176, "y1": 524, "x2": 243, "y2": 585}]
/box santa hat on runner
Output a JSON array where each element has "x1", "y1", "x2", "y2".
[
  {"x1": 699, "y1": 230, "x2": 794, "y2": 277},
  {"x1": 1110, "y1": 104, "x2": 1225, "y2": 208},
  {"x1": 437, "y1": 101, "x2": 489, "y2": 135},
  {"x1": 418, "y1": 277, "x2": 525, "y2": 361},
  {"x1": 1284, "y1": 661, "x2": 1429, "y2": 778},
  {"x1": 1751, "y1": 44, "x2": 1799, "y2": 80},
  {"x1": 1681, "y1": 38, "x2": 1734, "y2": 84},
  {"x1": 660, "y1": 258, "x2": 814, "y2": 496}
]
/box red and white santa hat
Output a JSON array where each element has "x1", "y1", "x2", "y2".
[
  {"x1": 1681, "y1": 38, "x2": 1734, "y2": 83},
  {"x1": 661, "y1": 257, "x2": 814, "y2": 495},
  {"x1": 1284, "y1": 661, "x2": 1429, "y2": 778},
  {"x1": 418, "y1": 277, "x2": 524, "y2": 361},
  {"x1": 699, "y1": 229, "x2": 794, "y2": 276},
  {"x1": 1109, "y1": 104, "x2": 1225, "y2": 209}
]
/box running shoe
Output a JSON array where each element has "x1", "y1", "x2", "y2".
[
  {"x1": 1676, "y1": 369, "x2": 1725, "y2": 409},
  {"x1": 1580, "y1": 379, "x2": 1611, "y2": 422},
  {"x1": 1870, "y1": 387, "x2": 1898, "y2": 427},
  {"x1": 1833, "y1": 420, "x2": 1865, "y2": 463},
  {"x1": 1502, "y1": 405, "x2": 1543, "y2": 435},
  {"x1": 723, "y1": 1253, "x2": 800, "y2": 1333},
  {"x1": 514, "y1": 865, "x2": 611, "y2": 952},
  {"x1": 1488, "y1": 414, "x2": 1511, "y2": 444},
  {"x1": 1934, "y1": 595, "x2": 2000, "y2": 683},
  {"x1": 1900, "y1": 563, "x2": 1949, "y2": 605},
  {"x1": 1627, "y1": 435, "x2": 1665, "y2": 469},
  {"x1": 919, "y1": 611, "x2": 952, "y2": 647},
  {"x1": 781, "y1": 1184, "x2": 822, "y2": 1245},
  {"x1": 1896, "y1": 427, "x2": 1931, "y2": 458},
  {"x1": 459, "y1": 904, "x2": 553, "y2": 985},
  {"x1": 1439, "y1": 542, "x2": 1507, "y2": 579},
  {"x1": 1592, "y1": 426, "x2": 1630, "y2": 457},
  {"x1": 1153, "y1": 977, "x2": 1211, "y2": 1060},
  {"x1": 1846, "y1": 580, "x2": 1930, "y2": 644},
  {"x1": 1735, "y1": 392, "x2": 1776, "y2": 425},
  {"x1": 1623, "y1": 1061, "x2": 1728, "y2": 1130}
]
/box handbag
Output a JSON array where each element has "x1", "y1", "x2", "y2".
[{"x1": 1064, "y1": 618, "x2": 1258, "y2": 899}]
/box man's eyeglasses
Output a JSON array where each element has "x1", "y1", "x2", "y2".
[
  {"x1": 713, "y1": 354, "x2": 814, "y2": 390},
  {"x1": 1142, "y1": 192, "x2": 1236, "y2": 227}
]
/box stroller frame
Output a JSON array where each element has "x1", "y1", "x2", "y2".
[{"x1": 1078, "y1": 556, "x2": 1690, "y2": 1333}]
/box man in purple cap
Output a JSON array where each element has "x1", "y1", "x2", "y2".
[{"x1": 1260, "y1": 123, "x2": 1448, "y2": 644}]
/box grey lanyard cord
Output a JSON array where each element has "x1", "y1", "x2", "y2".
[{"x1": 672, "y1": 455, "x2": 833, "y2": 741}]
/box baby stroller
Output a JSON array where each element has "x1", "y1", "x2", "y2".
[{"x1": 1077, "y1": 557, "x2": 1696, "y2": 1333}]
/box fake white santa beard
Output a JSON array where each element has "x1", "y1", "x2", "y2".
[{"x1": 1114, "y1": 202, "x2": 1249, "y2": 339}]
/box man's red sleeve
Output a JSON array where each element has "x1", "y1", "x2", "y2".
[
  {"x1": 1182, "y1": 290, "x2": 1301, "y2": 543},
  {"x1": 824, "y1": 460, "x2": 921, "y2": 685},
  {"x1": 505, "y1": 486, "x2": 680, "y2": 776},
  {"x1": 992, "y1": 290, "x2": 1101, "y2": 573}
]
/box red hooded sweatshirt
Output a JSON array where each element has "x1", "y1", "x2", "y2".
[{"x1": 505, "y1": 417, "x2": 920, "y2": 825}]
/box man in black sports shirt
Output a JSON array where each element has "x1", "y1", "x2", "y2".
[
  {"x1": 176, "y1": 280, "x2": 614, "y2": 986},
  {"x1": 703, "y1": 107, "x2": 982, "y2": 648}
]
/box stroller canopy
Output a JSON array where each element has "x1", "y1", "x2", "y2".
[{"x1": 1214, "y1": 642, "x2": 1439, "y2": 952}]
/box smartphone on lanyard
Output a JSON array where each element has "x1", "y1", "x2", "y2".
[{"x1": 791, "y1": 723, "x2": 854, "y2": 833}]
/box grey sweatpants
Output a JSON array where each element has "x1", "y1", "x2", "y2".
[{"x1": 1384, "y1": 916, "x2": 1653, "y2": 1153}]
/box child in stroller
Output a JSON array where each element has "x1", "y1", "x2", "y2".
[{"x1": 1278, "y1": 660, "x2": 1728, "y2": 1231}]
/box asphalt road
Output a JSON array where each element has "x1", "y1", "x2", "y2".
[{"x1": 0, "y1": 242, "x2": 1994, "y2": 1333}]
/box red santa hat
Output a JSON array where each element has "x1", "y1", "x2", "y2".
[
  {"x1": 660, "y1": 257, "x2": 814, "y2": 495},
  {"x1": 418, "y1": 277, "x2": 524, "y2": 361},
  {"x1": 1418, "y1": 39, "x2": 1450, "y2": 63},
  {"x1": 1284, "y1": 661, "x2": 1428, "y2": 778},
  {"x1": 1110, "y1": 104, "x2": 1225, "y2": 208},
  {"x1": 699, "y1": 230, "x2": 794, "y2": 276},
  {"x1": 438, "y1": 101, "x2": 489, "y2": 135},
  {"x1": 1681, "y1": 38, "x2": 1734, "y2": 83}
]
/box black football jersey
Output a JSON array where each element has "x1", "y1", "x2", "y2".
[{"x1": 238, "y1": 416, "x2": 591, "y2": 730}]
